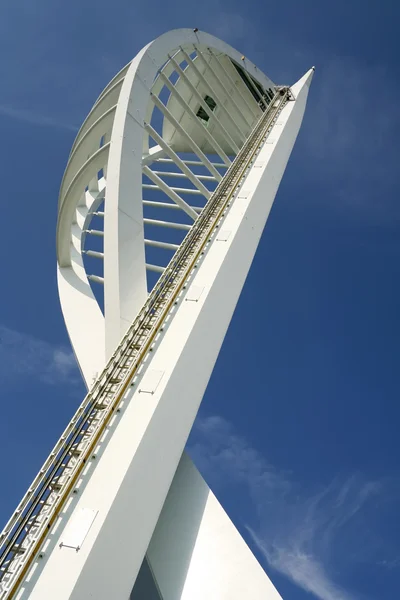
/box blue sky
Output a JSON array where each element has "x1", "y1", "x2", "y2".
[{"x1": 1, "y1": 1, "x2": 399, "y2": 599}]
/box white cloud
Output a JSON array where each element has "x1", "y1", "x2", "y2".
[
  {"x1": 249, "y1": 528, "x2": 355, "y2": 600},
  {"x1": 0, "y1": 104, "x2": 78, "y2": 131},
  {"x1": 191, "y1": 416, "x2": 291, "y2": 498},
  {"x1": 189, "y1": 416, "x2": 385, "y2": 600},
  {"x1": 379, "y1": 556, "x2": 400, "y2": 570},
  {"x1": 0, "y1": 325, "x2": 80, "y2": 386}
]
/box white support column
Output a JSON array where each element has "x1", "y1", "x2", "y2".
[
  {"x1": 158, "y1": 72, "x2": 231, "y2": 166},
  {"x1": 143, "y1": 166, "x2": 199, "y2": 220},
  {"x1": 142, "y1": 145, "x2": 166, "y2": 167},
  {"x1": 147, "y1": 453, "x2": 283, "y2": 600},
  {"x1": 26, "y1": 26, "x2": 313, "y2": 600},
  {"x1": 34, "y1": 69, "x2": 311, "y2": 599},
  {"x1": 146, "y1": 263, "x2": 165, "y2": 274},
  {"x1": 151, "y1": 93, "x2": 222, "y2": 181},
  {"x1": 180, "y1": 48, "x2": 246, "y2": 143},
  {"x1": 84, "y1": 250, "x2": 104, "y2": 259},
  {"x1": 144, "y1": 239, "x2": 179, "y2": 250},
  {"x1": 143, "y1": 200, "x2": 203, "y2": 212},
  {"x1": 87, "y1": 274, "x2": 104, "y2": 284},
  {"x1": 168, "y1": 55, "x2": 240, "y2": 155},
  {"x1": 85, "y1": 229, "x2": 104, "y2": 237},
  {"x1": 152, "y1": 171, "x2": 215, "y2": 182},
  {"x1": 143, "y1": 218, "x2": 192, "y2": 230},
  {"x1": 157, "y1": 158, "x2": 227, "y2": 168},
  {"x1": 143, "y1": 184, "x2": 203, "y2": 196}
]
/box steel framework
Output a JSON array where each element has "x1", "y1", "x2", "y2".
[{"x1": 0, "y1": 28, "x2": 313, "y2": 600}]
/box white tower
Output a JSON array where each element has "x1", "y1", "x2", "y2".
[{"x1": 0, "y1": 29, "x2": 313, "y2": 600}]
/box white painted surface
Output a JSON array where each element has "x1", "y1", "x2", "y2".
[
  {"x1": 60, "y1": 508, "x2": 98, "y2": 552},
  {"x1": 57, "y1": 27, "x2": 276, "y2": 367},
  {"x1": 185, "y1": 285, "x2": 204, "y2": 302},
  {"x1": 138, "y1": 369, "x2": 165, "y2": 394},
  {"x1": 216, "y1": 229, "x2": 232, "y2": 242},
  {"x1": 148, "y1": 452, "x2": 282, "y2": 599},
  {"x1": 146, "y1": 68, "x2": 312, "y2": 600},
  {"x1": 25, "y1": 62, "x2": 312, "y2": 600}
]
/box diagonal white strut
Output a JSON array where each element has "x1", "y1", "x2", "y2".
[
  {"x1": 209, "y1": 48, "x2": 261, "y2": 117},
  {"x1": 142, "y1": 166, "x2": 199, "y2": 220},
  {"x1": 179, "y1": 48, "x2": 247, "y2": 142},
  {"x1": 168, "y1": 54, "x2": 240, "y2": 154},
  {"x1": 194, "y1": 47, "x2": 254, "y2": 130},
  {"x1": 144, "y1": 123, "x2": 211, "y2": 198},
  {"x1": 158, "y1": 72, "x2": 232, "y2": 166},
  {"x1": 151, "y1": 93, "x2": 222, "y2": 180}
]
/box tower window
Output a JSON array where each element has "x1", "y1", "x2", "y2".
[
  {"x1": 230, "y1": 60, "x2": 270, "y2": 109},
  {"x1": 204, "y1": 95, "x2": 217, "y2": 111},
  {"x1": 196, "y1": 95, "x2": 217, "y2": 123}
]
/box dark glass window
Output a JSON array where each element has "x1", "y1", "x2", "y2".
[
  {"x1": 196, "y1": 95, "x2": 217, "y2": 123},
  {"x1": 230, "y1": 60, "x2": 270, "y2": 109},
  {"x1": 204, "y1": 95, "x2": 217, "y2": 111},
  {"x1": 252, "y1": 78, "x2": 265, "y2": 98}
]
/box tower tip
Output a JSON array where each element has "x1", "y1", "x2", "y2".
[{"x1": 290, "y1": 66, "x2": 315, "y2": 97}]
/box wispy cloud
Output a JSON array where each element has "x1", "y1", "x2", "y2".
[
  {"x1": 189, "y1": 416, "x2": 394, "y2": 600},
  {"x1": 379, "y1": 556, "x2": 400, "y2": 570},
  {"x1": 249, "y1": 527, "x2": 355, "y2": 600},
  {"x1": 0, "y1": 325, "x2": 80, "y2": 386},
  {"x1": 190, "y1": 416, "x2": 291, "y2": 497},
  {"x1": 0, "y1": 104, "x2": 78, "y2": 131}
]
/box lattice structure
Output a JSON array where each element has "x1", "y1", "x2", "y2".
[
  {"x1": 56, "y1": 35, "x2": 278, "y2": 378},
  {"x1": 0, "y1": 29, "x2": 313, "y2": 600}
]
